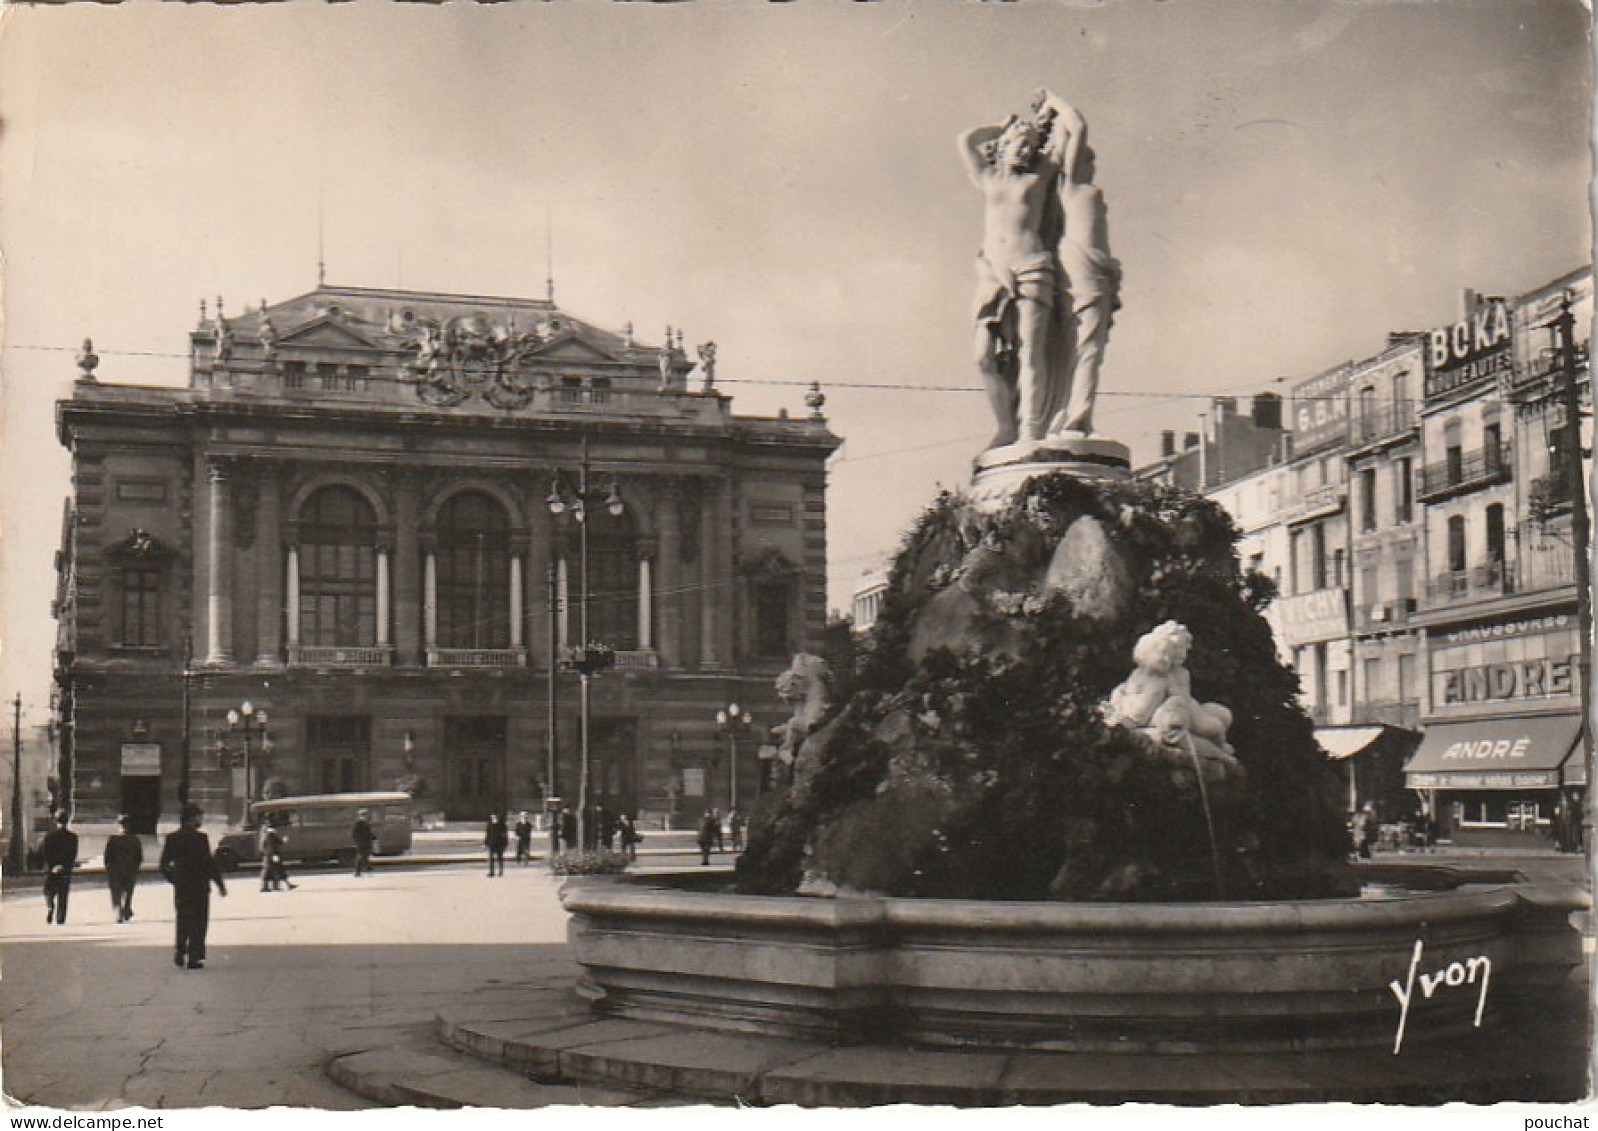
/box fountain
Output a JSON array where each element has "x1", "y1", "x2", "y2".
[{"x1": 551, "y1": 91, "x2": 1588, "y2": 1100}]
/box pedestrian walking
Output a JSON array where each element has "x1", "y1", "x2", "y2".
[
  {"x1": 350, "y1": 809, "x2": 377, "y2": 876},
  {"x1": 159, "y1": 804, "x2": 227, "y2": 970},
  {"x1": 41, "y1": 810, "x2": 79, "y2": 925},
  {"x1": 485, "y1": 813, "x2": 508, "y2": 876},
  {"x1": 103, "y1": 815, "x2": 144, "y2": 923},
  {"x1": 514, "y1": 811, "x2": 534, "y2": 865},
  {"x1": 257, "y1": 824, "x2": 296, "y2": 891},
  {"x1": 710, "y1": 808, "x2": 725, "y2": 852},
  {"x1": 549, "y1": 806, "x2": 564, "y2": 856},
  {"x1": 559, "y1": 807, "x2": 577, "y2": 855},
  {"x1": 728, "y1": 808, "x2": 745, "y2": 852},
  {"x1": 617, "y1": 813, "x2": 641, "y2": 861},
  {"x1": 697, "y1": 810, "x2": 718, "y2": 866},
  {"x1": 1352, "y1": 803, "x2": 1377, "y2": 860}
]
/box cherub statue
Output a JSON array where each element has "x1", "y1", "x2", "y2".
[{"x1": 1105, "y1": 621, "x2": 1232, "y2": 751}]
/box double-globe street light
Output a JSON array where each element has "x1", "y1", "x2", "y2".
[
  {"x1": 548, "y1": 439, "x2": 624, "y2": 851},
  {"x1": 214, "y1": 700, "x2": 270, "y2": 826},
  {"x1": 715, "y1": 703, "x2": 755, "y2": 815}
]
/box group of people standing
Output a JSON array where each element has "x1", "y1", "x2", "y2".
[{"x1": 490, "y1": 806, "x2": 644, "y2": 870}]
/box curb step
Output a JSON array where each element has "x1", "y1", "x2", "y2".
[
  {"x1": 430, "y1": 1005, "x2": 1592, "y2": 1108},
  {"x1": 326, "y1": 1038, "x2": 679, "y2": 1109}
]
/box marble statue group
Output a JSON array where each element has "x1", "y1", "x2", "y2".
[{"x1": 962, "y1": 89, "x2": 1121, "y2": 450}]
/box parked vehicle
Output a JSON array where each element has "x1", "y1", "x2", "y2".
[{"x1": 215, "y1": 791, "x2": 413, "y2": 872}]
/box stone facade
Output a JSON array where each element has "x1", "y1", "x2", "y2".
[{"x1": 54, "y1": 285, "x2": 839, "y2": 831}]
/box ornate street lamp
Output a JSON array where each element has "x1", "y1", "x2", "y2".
[
  {"x1": 548, "y1": 438, "x2": 624, "y2": 850},
  {"x1": 214, "y1": 700, "x2": 270, "y2": 826},
  {"x1": 715, "y1": 703, "x2": 755, "y2": 813}
]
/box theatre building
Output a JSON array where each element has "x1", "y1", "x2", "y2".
[
  {"x1": 1402, "y1": 278, "x2": 1590, "y2": 847},
  {"x1": 53, "y1": 285, "x2": 839, "y2": 832}
]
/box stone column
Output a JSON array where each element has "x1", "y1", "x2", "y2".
[
  {"x1": 656, "y1": 483, "x2": 681, "y2": 667},
  {"x1": 254, "y1": 463, "x2": 283, "y2": 666},
  {"x1": 423, "y1": 549, "x2": 438, "y2": 651},
  {"x1": 700, "y1": 476, "x2": 732, "y2": 669},
  {"x1": 557, "y1": 556, "x2": 570, "y2": 650},
  {"x1": 638, "y1": 555, "x2": 653, "y2": 650},
  {"x1": 376, "y1": 548, "x2": 391, "y2": 648},
  {"x1": 205, "y1": 460, "x2": 233, "y2": 664},
  {"x1": 285, "y1": 544, "x2": 301, "y2": 647},
  {"x1": 510, "y1": 553, "x2": 525, "y2": 650},
  {"x1": 393, "y1": 473, "x2": 422, "y2": 666}
]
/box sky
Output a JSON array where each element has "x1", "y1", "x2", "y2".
[{"x1": 0, "y1": 0, "x2": 1591, "y2": 730}]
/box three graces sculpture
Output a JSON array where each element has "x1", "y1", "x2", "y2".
[{"x1": 961, "y1": 89, "x2": 1121, "y2": 450}]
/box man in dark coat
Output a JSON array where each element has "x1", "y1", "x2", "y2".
[
  {"x1": 160, "y1": 804, "x2": 227, "y2": 968},
  {"x1": 484, "y1": 813, "x2": 509, "y2": 876},
  {"x1": 513, "y1": 812, "x2": 534, "y2": 865},
  {"x1": 41, "y1": 810, "x2": 79, "y2": 925},
  {"x1": 350, "y1": 809, "x2": 377, "y2": 876},
  {"x1": 697, "y1": 811, "x2": 718, "y2": 866},
  {"x1": 559, "y1": 807, "x2": 577, "y2": 855},
  {"x1": 103, "y1": 815, "x2": 144, "y2": 923}
]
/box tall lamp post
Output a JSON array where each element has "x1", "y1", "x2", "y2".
[
  {"x1": 215, "y1": 701, "x2": 270, "y2": 826},
  {"x1": 547, "y1": 439, "x2": 623, "y2": 850},
  {"x1": 1549, "y1": 293, "x2": 1593, "y2": 851},
  {"x1": 715, "y1": 703, "x2": 755, "y2": 814},
  {"x1": 8, "y1": 692, "x2": 23, "y2": 874}
]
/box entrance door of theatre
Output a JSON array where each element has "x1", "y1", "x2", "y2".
[
  {"x1": 447, "y1": 716, "x2": 506, "y2": 820},
  {"x1": 119, "y1": 775, "x2": 160, "y2": 835}
]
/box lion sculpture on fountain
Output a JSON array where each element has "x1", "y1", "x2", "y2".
[{"x1": 770, "y1": 653, "x2": 833, "y2": 787}]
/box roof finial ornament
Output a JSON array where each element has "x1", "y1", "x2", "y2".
[
  {"x1": 199, "y1": 298, "x2": 208, "y2": 326},
  {"x1": 806, "y1": 381, "x2": 827, "y2": 421},
  {"x1": 76, "y1": 338, "x2": 99, "y2": 384},
  {"x1": 623, "y1": 321, "x2": 634, "y2": 349}
]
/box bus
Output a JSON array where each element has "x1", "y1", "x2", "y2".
[{"x1": 215, "y1": 791, "x2": 414, "y2": 871}]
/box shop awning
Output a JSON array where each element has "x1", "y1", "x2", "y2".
[
  {"x1": 1315, "y1": 726, "x2": 1390, "y2": 761},
  {"x1": 1404, "y1": 714, "x2": 1583, "y2": 791}
]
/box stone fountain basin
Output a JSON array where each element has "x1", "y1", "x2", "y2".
[{"x1": 561, "y1": 874, "x2": 1588, "y2": 1054}]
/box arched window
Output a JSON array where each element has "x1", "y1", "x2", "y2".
[
  {"x1": 436, "y1": 492, "x2": 512, "y2": 649},
  {"x1": 586, "y1": 507, "x2": 640, "y2": 651},
  {"x1": 299, "y1": 486, "x2": 377, "y2": 647}
]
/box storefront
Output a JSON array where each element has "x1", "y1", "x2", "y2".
[
  {"x1": 1403, "y1": 712, "x2": 1584, "y2": 848},
  {"x1": 1317, "y1": 724, "x2": 1422, "y2": 823}
]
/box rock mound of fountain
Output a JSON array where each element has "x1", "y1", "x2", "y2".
[{"x1": 739, "y1": 474, "x2": 1355, "y2": 902}]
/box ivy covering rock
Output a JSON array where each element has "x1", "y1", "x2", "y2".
[{"x1": 737, "y1": 474, "x2": 1355, "y2": 902}]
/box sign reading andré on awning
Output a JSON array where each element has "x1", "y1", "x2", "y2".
[{"x1": 1441, "y1": 736, "x2": 1535, "y2": 761}]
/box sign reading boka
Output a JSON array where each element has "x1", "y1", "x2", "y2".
[{"x1": 1426, "y1": 299, "x2": 1512, "y2": 400}]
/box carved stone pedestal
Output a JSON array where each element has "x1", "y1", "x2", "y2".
[{"x1": 969, "y1": 435, "x2": 1131, "y2": 511}]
